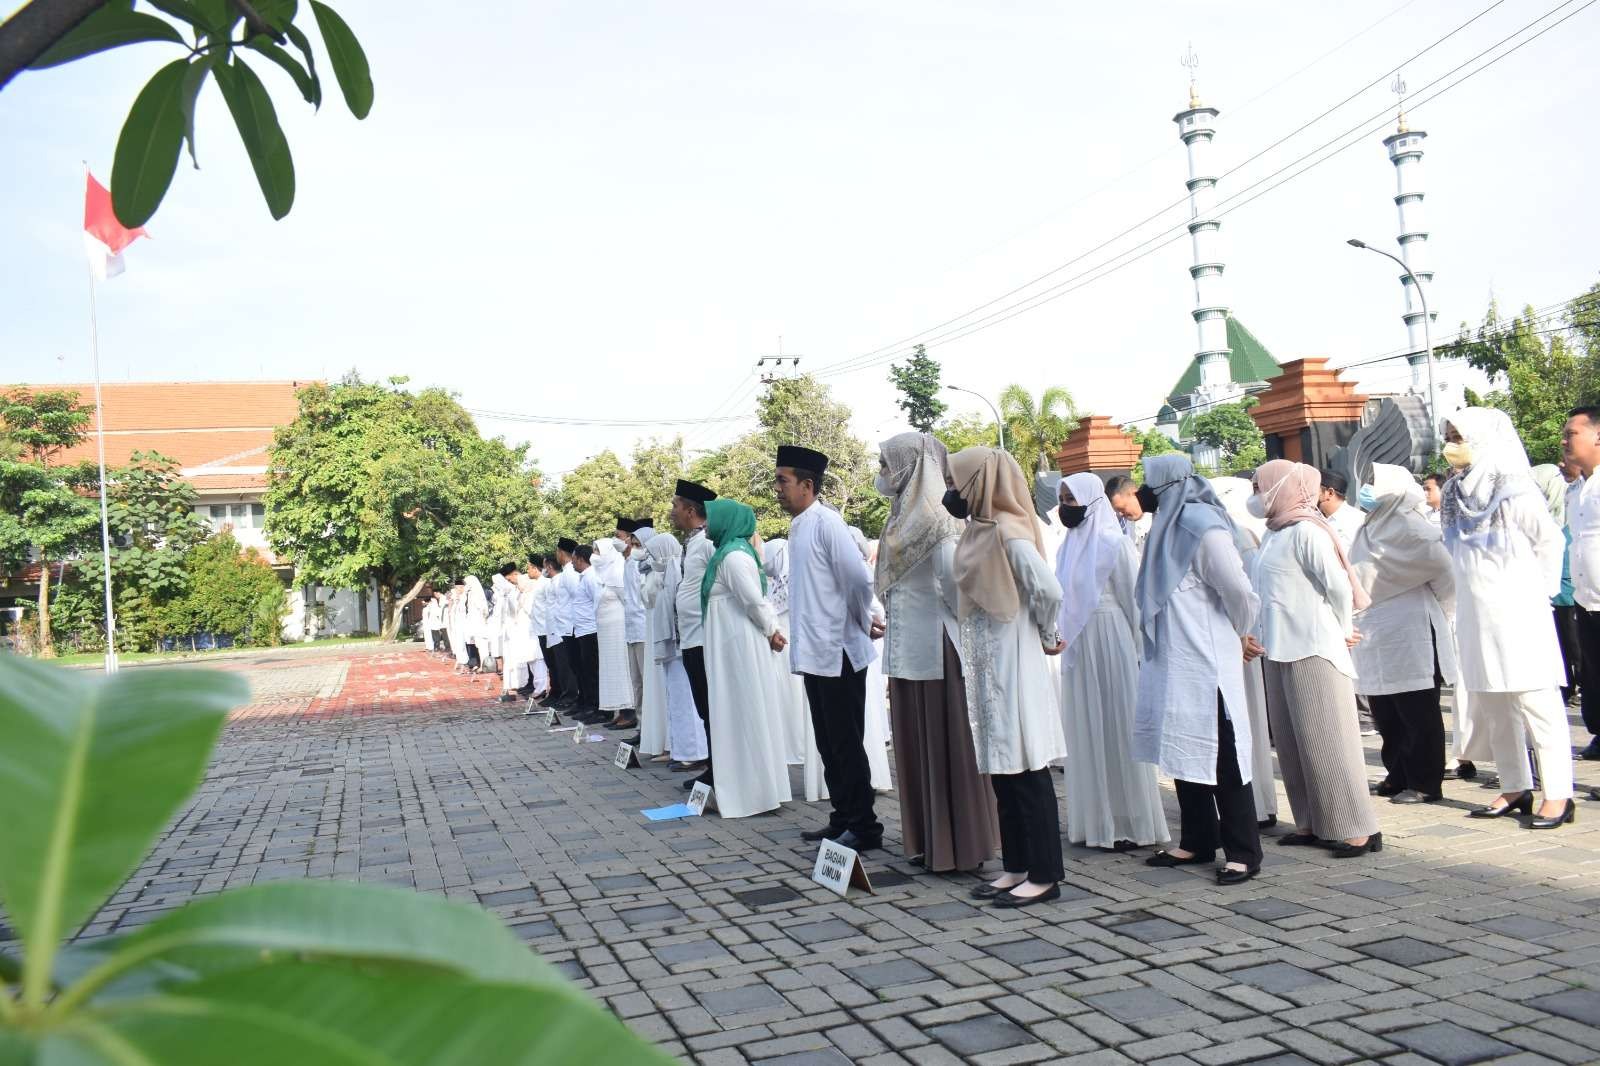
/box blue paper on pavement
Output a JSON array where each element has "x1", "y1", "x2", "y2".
[{"x1": 641, "y1": 803, "x2": 695, "y2": 821}]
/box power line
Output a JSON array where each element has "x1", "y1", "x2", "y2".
[
  {"x1": 812, "y1": 0, "x2": 1545, "y2": 379},
  {"x1": 469, "y1": 409, "x2": 752, "y2": 428},
  {"x1": 816, "y1": 0, "x2": 1593, "y2": 380}
]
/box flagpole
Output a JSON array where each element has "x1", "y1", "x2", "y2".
[{"x1": 86, "y1": 222, "x2": 118, "y2": 674}]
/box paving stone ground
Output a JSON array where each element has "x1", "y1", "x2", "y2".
[{"x1": 77, "y1": 645, "x2": 1600, "y2": 1064}]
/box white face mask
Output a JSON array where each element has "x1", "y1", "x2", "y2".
[
  {"x1": 874, "y1": 472, "x2": 893, "y2": 496},
  {"x1": 611, "y1": 537, "x2": 626, "y2": 552},
  {"x1": 1245, "y1": 495, "x2": 1267, "y2": 520}
]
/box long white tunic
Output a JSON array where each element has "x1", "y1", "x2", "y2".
[
  {"x1": 1250, "y1": 523, "x2": 1356, "y2": 676},
  {"x1": 641, "y1": 560, "x2": 707, "y2": 761},
  {"x1": 703, "y1": 552, "x2": 793, "y2": 818},
  {"x1": 1232, "y1": 537, "x2": 1278, "y2": 819},
  {"x1": 787, "y1": 500, "x2": 877, "y2": 677},
  {"x1": 881, "y1": 541, "x2": 960, "y2": 680},
  {"x1": 1133, "y1": 527, "x2": 1259, "y2": 785},
  {"x1": 623, "y1": 554, "x2": 647, "y2": 645},
  {"x1": 503, "y1": 581, "x2": 547, "y2": 693},
  {"x1": 597, "y1": 585, "x2": 631, "y2": 711},
  {"x1": 1060, "y1": 536, "x2": 1170, "y2": 848},
  {"x1": 1450, "y1": 493, "x2": 1565, "y2": 693},
  {"x1": 1325, "y1": 503, "x2": 1364, "y2": 553},
  {"x1": 676, "y1": 528, "x2": 713, "y2": 651},
  {"x1": 1351, "y1": 542, "x2": 1457, "y2": 697},
  {"x1": 954, "y1": 539, "x2": 1069, "y2": 776}
]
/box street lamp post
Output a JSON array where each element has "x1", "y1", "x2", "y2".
[
  {"x1": 1347, "y1": 238, "x2": 1438, "y2": 440},
  {"x1": 947, "y1": 385, "x2": 1006, "y2": 452}
]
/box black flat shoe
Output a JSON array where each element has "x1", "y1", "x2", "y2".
[
  {"x1": 1371, "y1": 780, "x2": 1402, "y2": 797},
  {"x1": 993, "y1": 883, "x2": 1061, "y2": 908},
  {"x1": 1216, "y1": 865, "x2": 1259, "y2": 886},
  {"x1": 1390, "y1": 790, "x2": 1442, "y2": 805},
  {"x1": 833, "y1": 829, "x2": 882, "y2": 852},
  {"x1": 1468, "y1": 791, "x2": 1534, "y2": 819},
  {"x1": 1456, "y1": 761, "x2": 1477, "y2": 780},
  {"x1": 1277, "y1": 832, "x2": 1321, "y2": 846},
  {"x1": 1145, "y1": 849, "x2": 1212, "y2": 867},
  {"x1": 1328, "y1": 832, "x2": 1383, "y2": 858},
  {"x1": 1257, "y1": 815, "x2": 1278, "y2": 829},
  {"x1": 800, "y1": 825, "x2": 840, "y2": 843},
  {"x1": 970, "y1": 881, "x2": 1013, "y2": 900},
  {"x1": 1529, "y1": 799, "x2": 1576, "y2": 829},
  {"x1": 619, "y1": 734, "x2": 642, "y2": 747}
]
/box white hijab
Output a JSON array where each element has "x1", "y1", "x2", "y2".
[
  {"x1": 1054, "y1": 472, "x2": 1124, "y2": 667},
  {"x1": 594, "y1": 538, "x2": 626, "y2": 590},
  {"x1": 463, "y1": 575, "x2": 488, "y2": 617},
  {"x1": 1351, "y1": 462, "x2": 1444, "y2": 606},
  {"x1": 1440, "y1": 406, "x2": 1537, "y2": 554}
]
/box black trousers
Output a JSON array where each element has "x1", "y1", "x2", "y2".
[
  {"x1": 572, "y1": 632, "x2": 600, "y2": 711},
  {"x1": 465, "y1": 642, "x2": 481, "y2": 670},
  {"x1": 1578, "y1": 606, "x2": 1600, "y2": 736},
  {"x1": 681, "y1": 645, "x2": 712, "y2": 778},
  {"x1": 989, "y1": 769, "x2": 1064, "y2": 884},
  {"x1": 1174, "y1": 697, "x2": 1262, "y2": 869},
  {"x1": 1370, "y1": 686, "x2": 1445, "y2": 797},
  {"x1": 1555, "y1": 605, "x2": 1582, "y2": 705},
  {"x1": 549, "y1": 639, "x2": 581, "y2": 703},
  {"x1": 802, "y1": 654, "x2": 881, "y2": 838}
]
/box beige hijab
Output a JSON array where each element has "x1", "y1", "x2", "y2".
[
  {"x1": 949, "y1": 447, "x2": 1046, "y2": 620},
  {"x1": 876, "y1": 432, "x2": 961, "y2": 595}
]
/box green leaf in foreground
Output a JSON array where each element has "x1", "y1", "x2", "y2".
[
  {"x1": 246, "y1": 37, "x2": 320, "y2": 107},
  {"x1": 0, "y1": 657, "x2": 245, "y2": 1008},
  {"x1": 30, "y1": 7, "x2": 186, "y2": 70},
  {"x1": 310, "y1": 1, "x2": 372, "y2": 118},
  {"x1": 111, "y1": 59, "x2": 194, "y2": 228},
  {"x1": 214, "y1": 59, "x2": 296, "y2": 219}
]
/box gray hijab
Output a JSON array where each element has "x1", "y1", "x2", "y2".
[{"x1": 1133, "y1": 453, "x2": 1232, "y2": 656}]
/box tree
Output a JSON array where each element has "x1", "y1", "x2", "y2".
[
  {"x1": 3, "y1": 0, "x2": 373, "y2": 226},
  {"x1": 267, "y1": 377, "x2": 549, "y2": 640},
  {"x1": 1447, "y1": 297, "x2": 1600, "y2": 464},
  {"x1": 692, "y1": 375, "x2": 882, "y2": 539},
  {"x1": 932, "y1": 412, "x2": 1000, "y2": 456},
  {"x1": 0, "y1": 388, "x2": 99, "y2": 656},
  {"x1": 164, "y1": 531, "x2": 287, "y2": 647},
  {"x1": 887, "y1": 344, "x2": 947, "y2": 432},
  {"x1": 1127, "y1": 425, "x2": 1177, "y2": 484},
  {"x1": 998, "y1": 384, "x2": 1078, "y2": 473},
  {"x1": 549, "y1": 437, "x2": 688, "y2": 542},
  {"x1": 1191, "y1": 398, "x2": 1266, "y2": 471}
]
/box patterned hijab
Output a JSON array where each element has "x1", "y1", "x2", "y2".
[
  {"x1": 1440, "y1": 407, "x2": 1537, "y2": 554},
  {"x1": 949, "y1": 447, "x2": 1046, "y2": 620},
  {"x1": 762, "y1": 538, "x2": 791, "y2": 615},
  {"x1": 1134, "y1": 453, "x2": 1231, "y2": 654},
  {"x1": 876, "y1": 432, "x2": 961, "y2": 596},
  {"x1": 1254, "y1": 459, "x2": 1370, "y2": 610},
  {"x1": 1055, "y1": 471, "x2": 1122, "y2": 666},
  {"x1": 700, "y1": 499, "x2": 766, "y2": 610}
]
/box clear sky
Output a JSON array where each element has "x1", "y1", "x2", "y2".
[{"x1": 3, "y1": 0, "x2": 1596, "y2": 477}]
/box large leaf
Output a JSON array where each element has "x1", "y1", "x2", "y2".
[
  {"x1": 40, "y1": 998, "x2": 386, "y2": 1066},
  {"x1": 63, "y1": 881, "x2": 558, "y2": 1005},
  {"x1": 214, "y1": 59, "x2": 295, "y2": 219},
  {"x1": 283, "y1": 22, "x2": 322, "y2": 106},
  {"x1": 0, "y1": 658, "x2": 245, "y2": 1007},
  {"x1": 29, "y1": 7, "x2": 185, "y2": 70},
  {"x1": 310, "y1": 1, "x2": 371, "y2": 118},
  {"x1": 177, "y1": 60, "x2": 211, "y2": 169},
  {"x1": 175, "y1": 961, "x2": 677, "y2": 1064},
  {"x1": 245, "y1": 37, "x2": 318, "y2": 106},
  {"x1": 110, "y1": 58, "x2": 193, "y2": 228}
]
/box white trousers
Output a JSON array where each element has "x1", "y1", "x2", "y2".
[
  {"x1": 1472, "y1": 688, "x2": 1574, "y2": 801},
  {"x1": 628, "y1": 642, "x2": 645, "y2": 713}
]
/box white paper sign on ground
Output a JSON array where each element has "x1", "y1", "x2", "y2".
[
  {"x1": 812, "y1": 839, "x2": 874, "y2": 897},
  {"x1": 686, "y1": 782, "x2": 712, "y2": 816},
  {"x1": 614, "y1": 742, "x2": 639, "y2": 769}
]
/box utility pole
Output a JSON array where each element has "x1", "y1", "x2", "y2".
[{"x1": 757, "y1": 336, "x2": 804, "y2": 385}]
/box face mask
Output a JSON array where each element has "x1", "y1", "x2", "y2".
[
  {"x1": 1357, "y1": 485, "x2": 1379, "y2": 512},
  {"x1": 874, "y1": 472, "x2": 893, "y2": 496},
  {"x1": 941, "y1": 488, "x2": 969, "y2": 520},
  {"x1": 1059, "y1": 504, "x2": 1088, "y2": 528},
  {"x1": 1442, "y1": 441, "x2": 1473, "y2": 469},
  {"x1": 1246, "y1": 495, "x2": 1266, "y2": 520},
  {"x1": 1135, "y1": 484, "x2": 1159, "y2": 515}
]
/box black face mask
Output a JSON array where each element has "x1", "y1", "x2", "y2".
[
  {"x1": 941, "y1": 488, "x2": 969, "y2": 520},
  {"x1": 1058, "y1": 503, "x2": 1088, "y2": 528},
  {"x1": 1135, "y1": 484, "x2": 1159, "y2": 514}
]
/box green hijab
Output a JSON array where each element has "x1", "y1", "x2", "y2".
[{"x1": 700, "y1": 498, "x2": 767, "y2": 611}]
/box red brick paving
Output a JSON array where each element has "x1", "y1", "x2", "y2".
[{"x1": 229, "y1": 648, "x2": 507, "y2": 723}]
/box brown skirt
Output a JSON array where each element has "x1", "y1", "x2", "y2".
[{"x1": 888, "y1": 634, "x2": 1001, "y2": 872}]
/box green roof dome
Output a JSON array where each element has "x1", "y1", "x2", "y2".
[{"x1": 1168, "y1": 316, "x2": 1282, "y2": 402}]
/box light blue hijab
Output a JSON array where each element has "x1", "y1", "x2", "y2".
[{"x1": 1134, "y1": 453, "x2": 1232, "y2": 657}]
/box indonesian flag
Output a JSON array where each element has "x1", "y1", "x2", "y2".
[{"x1": 84, "y1": 172, "x2": 146, "y2": 280}]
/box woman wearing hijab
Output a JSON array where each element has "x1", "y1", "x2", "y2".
[
  {"x1": 947, "y1": 447, "x2": 1068, "y2": 907},
  {"x1": 1248, "y1": 460, "x2": 1379, "y2": 857},
  {"x1": 701, "y1": 499, "x2": 793, "y2": 818},
  {"x1": 640, "y1": 532, "x2": 708, "y2": 770},
  {"x1": 876, "y1": 433, "x2": 999, "y2": 872},
  {"x1": 1442, "y1": 408, "x2": 1575, "y2": 828},
  {"x1": 1208, "y1": 476, "x2": 1280, "y2": 828},
  {"x1": 462, "y1": 575, "x2": 490, "y2": 673},
  {"x1": 1532, "y1": 464, "x2": 1581, "y2": 704},
  {"x1": 1349, "y1": 463, "x2": 1457, "y2": 804},
  {"x1": 1132, "y1": 454, "x2": 1263, "y2": 886},
  {"x1": 761, "y1": 538, "x2": 810, "y2": 767},
  {"x1": 593, "y1": 538, "x2": 635, "y2": 727},
  {"x1": 1056, "y1": 471, "x2": 1170, "y2": 851}
]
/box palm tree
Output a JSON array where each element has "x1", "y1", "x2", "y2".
[{"x1": 998, "y1": 384, "x2": 1078, "y2": 473}]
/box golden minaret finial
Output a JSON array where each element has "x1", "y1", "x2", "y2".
[{"x1": 1182, "y1": 43, "x2": 1200, "y2": 108}]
